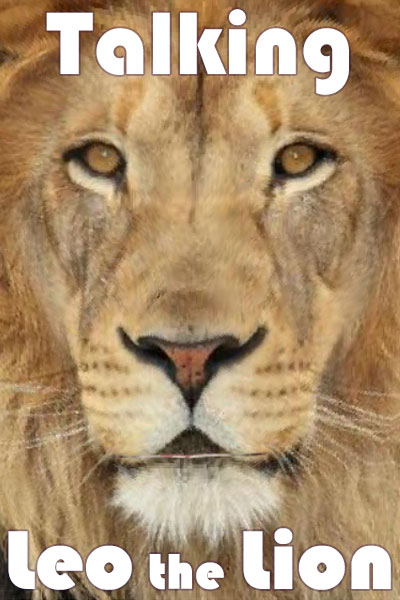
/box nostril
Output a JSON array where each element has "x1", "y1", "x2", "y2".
[
  {"x1": 119, "y1": 329, "x2": 173, "y2": 371},
  {"x1": 207, "y1": 327, "x2": 267, "y2": 369}
]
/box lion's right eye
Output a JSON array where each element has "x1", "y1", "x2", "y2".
[{"x1": 65, "y1": 142, "x2": 126, "y2": 181}]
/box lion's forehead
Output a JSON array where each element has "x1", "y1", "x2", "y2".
[{"x1": 56, "y1": 58, "x2": 357, "y2": 167}]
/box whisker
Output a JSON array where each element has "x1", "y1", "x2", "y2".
[
  {"x1": 316, "y1": 403, "x2": 387, "y2": 429},
  {"x1": 1, "y1": 409, "x2": 83, "y2": 418},
  {"x1": 0, "y1": 383, "x2": 80, "y2": 395},
  {"x1": 0, "y1": 366, "x2": 77, "y2": 384},
  {"x1": 314, "y1": 410, "x2": 384, "y2": 441},
  {"x1": 305, "y1": 435, "x2": 352, "y2": 474},
  {"x1": 3, "y1": 423, "x2": 88, "y2": 450},
  {"x1": 318, "y1": 393, "x2": 400, "y2": 422},
  {"x1": 80, "y1": 452, "x2": 109, "y2": 489}
]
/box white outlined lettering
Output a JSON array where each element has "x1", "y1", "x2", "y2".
[
  {"x1": 6, "y1": 531, "x2": 395, "y2": 592},
  {"x1": 303, "y1": 28, "x2": 350, "y2": 95},
  {"x1": 47, "y1": 10, "x2": 351, "y2": 94},
  {"x1": 273, "y1": 527, "x2": 294, "y2": 590},
  {"x1": 228, "y1": 9, "x2": 247, "y2": 75},
  {"x1": 255, "y1": 28, "x2": 297, "y2": 75},
  {"x1": 46, "y1": 12, "x2": 94, "y2": 75},
  {"x1": 167, "y1": 554, "x2": 193, "y2": 590},
  {"x1": 149, "y1": 554, "x2": 166, "y2": 590},
  {"x1": 298, "y1": 546, "x2": 346, "y2": 591},
  {"x1": 7, "y1": 531, "x2": 36, "y2": 590},
  {"x1": 196, "y1": 562, "x2": 225, "y2": 590},
  {"x1": 243, "y1": 531, "x2": 271, "y2": 590},
  {"x1": 37, "y1": 546, "x2": 83, "y2": 591},
  {"x1": 179, "y1": 13, "x2": 226, "y2": 75},
  {"x1": 85, "y1": 546, "x2": 132, "y2": 591},
  {"x1": 351, "y1": 546, "x2": 392, "y2": 590},
  {"x1": 152, "y1": 12, "x2": 171, "y2": 75},
  {"x1": 96, "y1": 28, "x2": 144, "y2": 76}
]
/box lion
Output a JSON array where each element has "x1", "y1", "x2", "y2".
[{"x1": 0, "y1": 0, "x2": 400, "y2": 598}]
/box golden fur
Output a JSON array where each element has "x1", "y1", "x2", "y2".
[{"x1": 0, "y1": 0, "x2": 400, "y2": 598}]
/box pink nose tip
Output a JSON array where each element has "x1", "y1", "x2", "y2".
[
  {"x1": 156, "y1": 340, "x2": 223, "y2": 394},
  {"x1": 119, "y1": 327, "x2": 267, "y2": 410}
]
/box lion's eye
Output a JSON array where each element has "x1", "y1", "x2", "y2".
[
  {"x1": 273, "y1": 143, "x2": 332, "y2": 179},
  {"x1": 66, "y1": 142, "x2": 125, "y2": 180},
  {"x1": 81, "y1": 143, "x2": 123, "y2": 177}
]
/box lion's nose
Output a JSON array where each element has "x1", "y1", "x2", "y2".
[
  {"x1": 148, "y1": 339, "x2": 224, "y2": 407},
  {"x1": 118, "y1": 328, "x2": 266, "y2": 410}
]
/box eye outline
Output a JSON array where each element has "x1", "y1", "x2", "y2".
[
  {"x1": 272, "y1": 140, "x2": 338, "y2": 183},
  {"x1": 63, "y1": 140, "x2": 127, "y2": 185}
]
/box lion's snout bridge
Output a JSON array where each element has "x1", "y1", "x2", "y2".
[{"x1": 118, "y1": 327, "x2": 267, "y2": 409}]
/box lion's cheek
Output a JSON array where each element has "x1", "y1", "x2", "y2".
[
  {"x1": 196, "y1": 394, "x2": 314, "y2": 456},
  {"x1": 80, "y1": 387, "x2": 190, "y2": 457}
]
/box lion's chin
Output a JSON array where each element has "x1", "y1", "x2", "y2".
[{"x1": 111, "y1": 461, "x2": 282, "y2": 547}]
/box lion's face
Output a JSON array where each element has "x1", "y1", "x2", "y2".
[{"x1": 1, "y1": 4, "x2": 394, "y2": 545}]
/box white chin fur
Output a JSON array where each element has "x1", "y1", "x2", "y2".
[{"x1": 112, "y1": 463, "x2": 281, "y2": 547}]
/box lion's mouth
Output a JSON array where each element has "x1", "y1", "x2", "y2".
[{"x1": 112, "y1": 428, "x2": 301, "y2": 476}]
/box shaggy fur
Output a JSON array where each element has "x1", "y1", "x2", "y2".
[{"x1": 0, "y1": 0, "x2": 400, "y2": 598}]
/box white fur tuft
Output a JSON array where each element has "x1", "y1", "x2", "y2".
[{"x1": 112, "y1": 463, "x2": 281, "y2": 547}]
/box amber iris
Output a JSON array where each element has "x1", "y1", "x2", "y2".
[
  {"x1": 82, "y1": 142, "x2": 123, "y2": 177},
  {"x1": 276, "y1": 143, "x2": 318, "y2": 177}
]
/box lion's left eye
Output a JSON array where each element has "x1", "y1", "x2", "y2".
[
  {"x1": 273, "y1": 143, "x2": 334, "y2": 179},
  {"x1": 66, "y1": 142, "x2": 125, "y2": 179}
]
